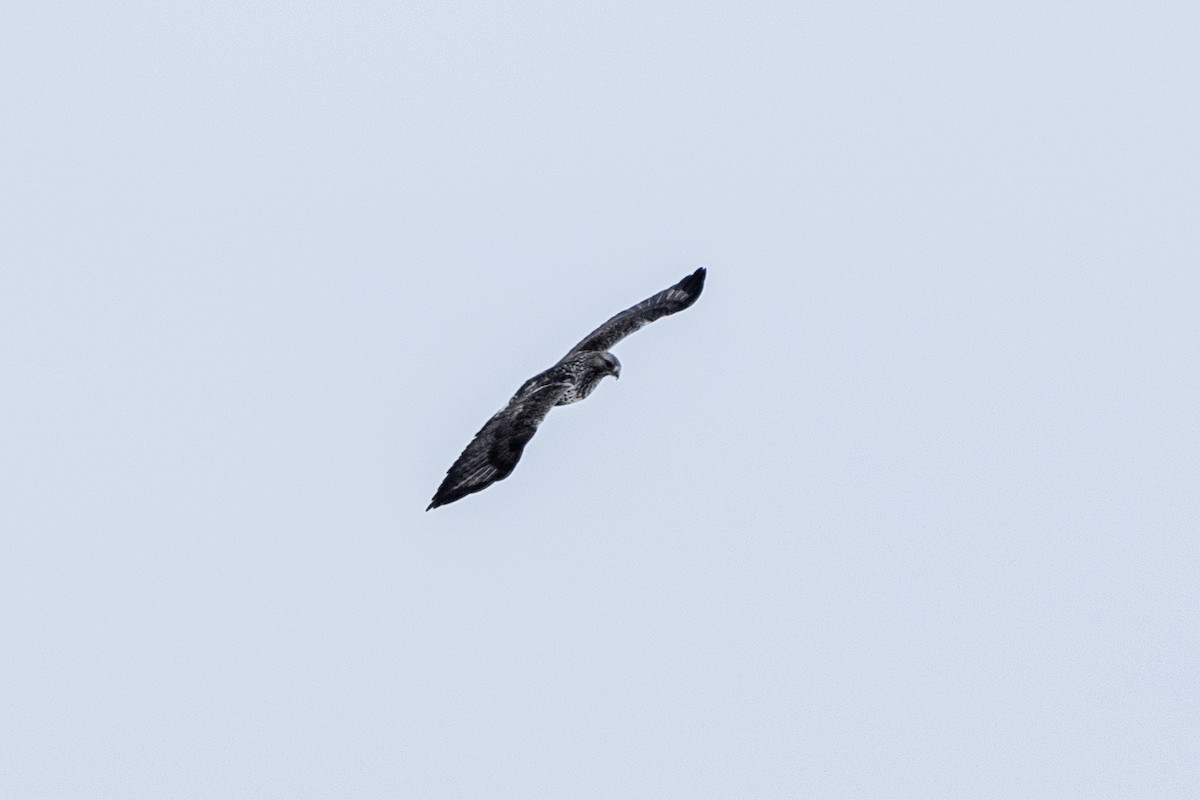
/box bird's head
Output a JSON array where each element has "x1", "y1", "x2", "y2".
[{"x1": 595, "y1": 352, "x2": 621, "y2": 380}]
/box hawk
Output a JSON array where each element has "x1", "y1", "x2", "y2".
[{"x1": 427, "y1": 267, "x2": 706, "y2": 510}]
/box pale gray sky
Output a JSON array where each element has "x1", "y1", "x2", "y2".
[{"x1": 2, "y1": 2, "x2": 1198, "y2": 797}]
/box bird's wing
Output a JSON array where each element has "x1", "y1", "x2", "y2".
[
  {"x1": 561, "y1": 267, "x2": 706, "y2": 359},
  {"x1": 427, "y1": 375, "x2": 573, "y2": 510}
]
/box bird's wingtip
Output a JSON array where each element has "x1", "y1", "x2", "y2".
[{"x1": 679, "y1": 266, "x2": 706, "y2": 299}]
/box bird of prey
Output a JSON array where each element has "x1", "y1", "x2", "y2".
[{"x1": 427, "y1": 267, "x2": 706, "y2": 510}]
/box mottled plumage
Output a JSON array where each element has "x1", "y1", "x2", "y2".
[{"x1": 428, "y1": 267, "x2": 706, "y2": 510}]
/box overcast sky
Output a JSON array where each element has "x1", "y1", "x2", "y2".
[{"x1": 2, "y1": 2, "x2": 1198, "y2": 797}]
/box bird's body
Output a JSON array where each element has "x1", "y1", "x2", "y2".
[
  {"x1": 548, "y1": 351, "x2": 621, "y2": 405},
  {"x1": 427, "y1": 268, "x2": 706, "y2": 510}
]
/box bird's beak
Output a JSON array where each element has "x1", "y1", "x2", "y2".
[{"x1": 613, "y1": 367, "x2": 621, "y2": 380}]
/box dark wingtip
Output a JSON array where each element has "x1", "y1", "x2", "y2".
[
  {"x1": 428, "y1": 482, "x2": 468, "y2": 510},
  {"x1": 679, "y1": 266, "x2": 706, "y2": 300}
]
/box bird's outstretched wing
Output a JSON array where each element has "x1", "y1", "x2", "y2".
[
  {"x1": 427, "y1": 375, "x2": 573, "y2": 510},
  {"x1": 561, "y1": 267, "x2": 706, "y2": 359}
]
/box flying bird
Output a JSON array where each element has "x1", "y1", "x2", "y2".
[{"x1": 427, "y1": 267, "x2": 706, "y2": 510}]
